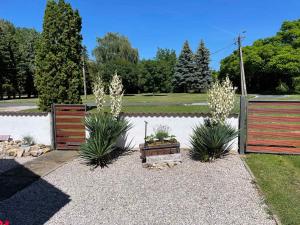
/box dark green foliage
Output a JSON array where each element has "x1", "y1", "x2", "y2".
[
  {"x1": 190, "y1": 119, "x2": 238, "y2": 161},
  {"x1": 15, "y1": 28, "x2": 40, "y2": 97},
  {"x1": 35, "y1": 0, "x2": 83, "y2": 111},
  {"x1": 0, "y1": 20, "x2": 39, "y2": 99},
  {"x1": 101, "y1": 59, "x2": 139, "y2": 93},
  {"x1": 93, "y1": 32, "x2": 138, "y2": 64},
  {"x1": 220, "y1": 19, "x2": 300, "y2": 94},
  {"x1": 80, "y1": 113, "x2": 132, "y2": 168},
  {"x1": 193, "y1": 40, "x2": 212, "y2": 92},
  {"x1": 0, "y1": 20, "x2": 18, "y2": 99},
  {"x1": 173, "y1": 41, "x2": 195, "y2": 92},
  {"x1": 93, "y1": 32, "x2": 139, "y2": 93},
  {"x1": 139, "y1": 60, "x2": 170, "y2": 93},
  {"x1": 138, "y1": 48, "x2": 176, "y2": 94}
]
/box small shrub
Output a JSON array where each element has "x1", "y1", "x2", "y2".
[
  {"x1": 22, "y1": 135, "x2": 35, "y2": 146},
  {"x1": 275, "y1": 81, "x2": 289, "y2": 94},
  {"x1": 154, "y1": 125, "x2": 170, "y2": 142},
  {"x1": 190, "y1": 119, "x2": 238, "y2": 161},
  {"x1": 80, "y1": 113, "x2": 132, "y2": 168}
]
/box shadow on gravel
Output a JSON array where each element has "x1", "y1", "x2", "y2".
[{"x1": 0, "y1": 159, "x2": 70, "y2": 225}]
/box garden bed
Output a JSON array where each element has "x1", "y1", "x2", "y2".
[{"x1": 139, "y1": 142, "x2": 180, "y2": 160}]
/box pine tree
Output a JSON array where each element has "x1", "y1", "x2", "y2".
[
  {"x1": 193, "y1": 40, "x2": 212, "y2": 92},
  {"x1": 35, "y1": 0, "x2": 83, "y2": 111},
  {"x1": 173, "y1": 41, "x2": 195, "y2": 92}
]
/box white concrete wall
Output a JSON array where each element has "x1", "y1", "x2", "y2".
[
  {"x1": 0, "y1": 113, "x2": 238, "y2": 149},
  {"x1": 125, "y1": 116, "x2": 238, "y2": 149},
  {"x1": 0, "y1": 113, "x2": 52, "y2": 145}
]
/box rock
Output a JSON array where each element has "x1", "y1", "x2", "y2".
[
  {"x1": 38, "y1": 144, "x2": 46, "y2": 148},
  {"x1": 16, "y1": 148, "x2": 25, "y2": 157},
  {"x1": 7, "y1": 148, "x2": 18, "y2": 157},
  {"x1": 22, "y1": 146, "x2": 31, "y2": 157},
  {"x1": 42, "y1": 147, "x2": 51, "y2": 154},
  {"x1": 143, "y1": 154, "x2": 182, "y2": 170},
  {"x1": 30, "y1": 149, "x2": 42, "y2": 157},
  {"x1": 29, "y1": 145, "x2": 39, "y2": 152}
]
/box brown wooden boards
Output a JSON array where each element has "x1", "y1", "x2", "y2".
[
  {"x1": 53, "y1": 104, "x2": 86, "y2": 150},
  {"x1": 246, "y1": 100, "x2": 300, "y2": 154}
]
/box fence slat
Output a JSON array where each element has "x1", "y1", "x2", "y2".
[
  {"x1": 247, "y1": 146, "x2": 300, "y2": 154},
  {"x1": 248, "y1": 123, "x2": 300, "y2": 131},
  {"x1": 53, "y1": 104, "x2": 86, "y2": 150},
  {"x1": 55, "y1": 111, "x2": 86, "y2": 116},
  {"x1": 248, "y1": 115, "x2": 300, "y2": 123},
  {"x1": 248, "y1": 139, "x2": 300, "y2": 147},
  {"x1": 248, "y1": 131, "x2": 300, "y2": 138},
  {"x1": 246, "y1": 100, "x2": 300, "y2": 154},
  {"x1": 248, "y1": 108, "x2": 300, "y2": 114}
]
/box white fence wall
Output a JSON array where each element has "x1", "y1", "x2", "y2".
[
  {"x1": 125, "y1": 116, "x2": 238, "y2": 149},
  {"x1": 0, "y1": 113, "x2": 52, "y2": 145},
  {"x1": 0, "y1": 113, "x2": 238, "y2": 150}
]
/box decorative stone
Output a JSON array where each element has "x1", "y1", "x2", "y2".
[
  {"x1": 143, "y1": 153, "x2": 182, "y2": 169},
  {"x1": 7, "y1": 149, "x2": 18, "y2": 157},
  {"x1": 30, "y1": 149, "x2": 42, "y2": 157},
  {"x1": 16, "y1": 149, "x2": 25, "y2": 158},
  {"x1": 0, "y1": 140, "x2": 51, "y2": 158},
  {"x1": 42, "y1": 147, "x2": 51, "y2": 154}
]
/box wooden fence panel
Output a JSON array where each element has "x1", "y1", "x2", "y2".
[
  {"x1": 53, "y1": 104, "x2": 86, "y2": 150},
  {"x1": 246, "y1": 100, "x2": 300, "y2": 154}
]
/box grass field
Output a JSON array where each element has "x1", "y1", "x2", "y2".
[
  {"x1": 2, "y1": 93, "x2": 299, "y2": 113},
  {"x1": 245, "y1": 154, "x2": 300, "y2": 225}
]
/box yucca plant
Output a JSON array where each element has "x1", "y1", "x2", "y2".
[
  {"x1": 80, "y1": 113, "x2": 132, "y2": 168},
  {"x1": 190, "y1": 119, "x2": 238, "y2": 161}
]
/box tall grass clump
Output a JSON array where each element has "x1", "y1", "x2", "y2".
[{"x1": 190, "y1": 77, "x2": 238, "y2": 161}]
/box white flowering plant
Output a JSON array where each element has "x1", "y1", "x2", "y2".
[
  {"x1": 207, "y1": 77, "x2": 236, "y2": 124},
  {"x1": 109, "y1": 73, "x2": 124, "y2": 118},
  {"x1": 93, "y1": 76, "x2": 106, "y2": 112}
]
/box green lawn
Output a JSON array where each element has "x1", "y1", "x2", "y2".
[
  {"x1": 245, "y1": 154, "x2": 300, "y2": 225},
  {"x1": 84, "y1": 93, "x2": 209, "y2": 104},
  {"x1": 7, "y1": 93, "x2": 300, "y2": 113}
]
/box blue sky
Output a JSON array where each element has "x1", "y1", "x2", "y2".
[{"x1": 1, "y1": 0, "x2": 299, "y2": 69}]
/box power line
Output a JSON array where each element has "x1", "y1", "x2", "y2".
[{"x1": 211, "y1": 42, "x2": 236, "y2": 55}]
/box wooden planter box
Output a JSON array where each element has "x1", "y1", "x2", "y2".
[{"x1": 139, "y1": 142, "x2": 180, "y2": 161}]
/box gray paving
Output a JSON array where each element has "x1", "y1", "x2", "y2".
[{"x1": 0, "y1": 150, "x2": 77, "y2": 201}]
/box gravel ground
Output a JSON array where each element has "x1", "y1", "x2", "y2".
[{"x1": 0, "y1": 150, "x2": 275, "y2": 225}]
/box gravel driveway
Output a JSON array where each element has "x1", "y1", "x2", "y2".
[{"x1": 0, "y1": 150, "x2": 275, "y2": 225}]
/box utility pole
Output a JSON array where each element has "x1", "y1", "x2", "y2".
[
  {"x1": 237, "y1": 33, "x2": 247, "y2": 96},
  {"x1": 82, "y1": 59, "x2": 87, "y2": 100}
]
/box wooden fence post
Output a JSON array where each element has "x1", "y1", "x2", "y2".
[
  {"x1": 50, "y1": 104, "x2": 56, "y2": 150},
  {"x1": 239, "y1": 96, "x2": 248, "y2": 154}
]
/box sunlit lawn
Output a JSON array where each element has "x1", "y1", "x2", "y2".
[{"x1": 245, "y1": 154, "x2": 300, "y2": 225}]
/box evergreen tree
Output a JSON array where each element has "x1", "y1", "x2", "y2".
[
  {"x1": 193, "y1": 40, "x2": 212, "y2": 92},
  {"x1": 15, "y1": 28, "x2": 40, "y2": 97},
  {"x1": 35, "y1": 0, "x2": 83, "y2": 111},
  {"x1": 0, "y1": 20, "x2": 18, "y2": 99},
  {"x1": 173, "y1": 41, "x2": 195, "y2": 92}
]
